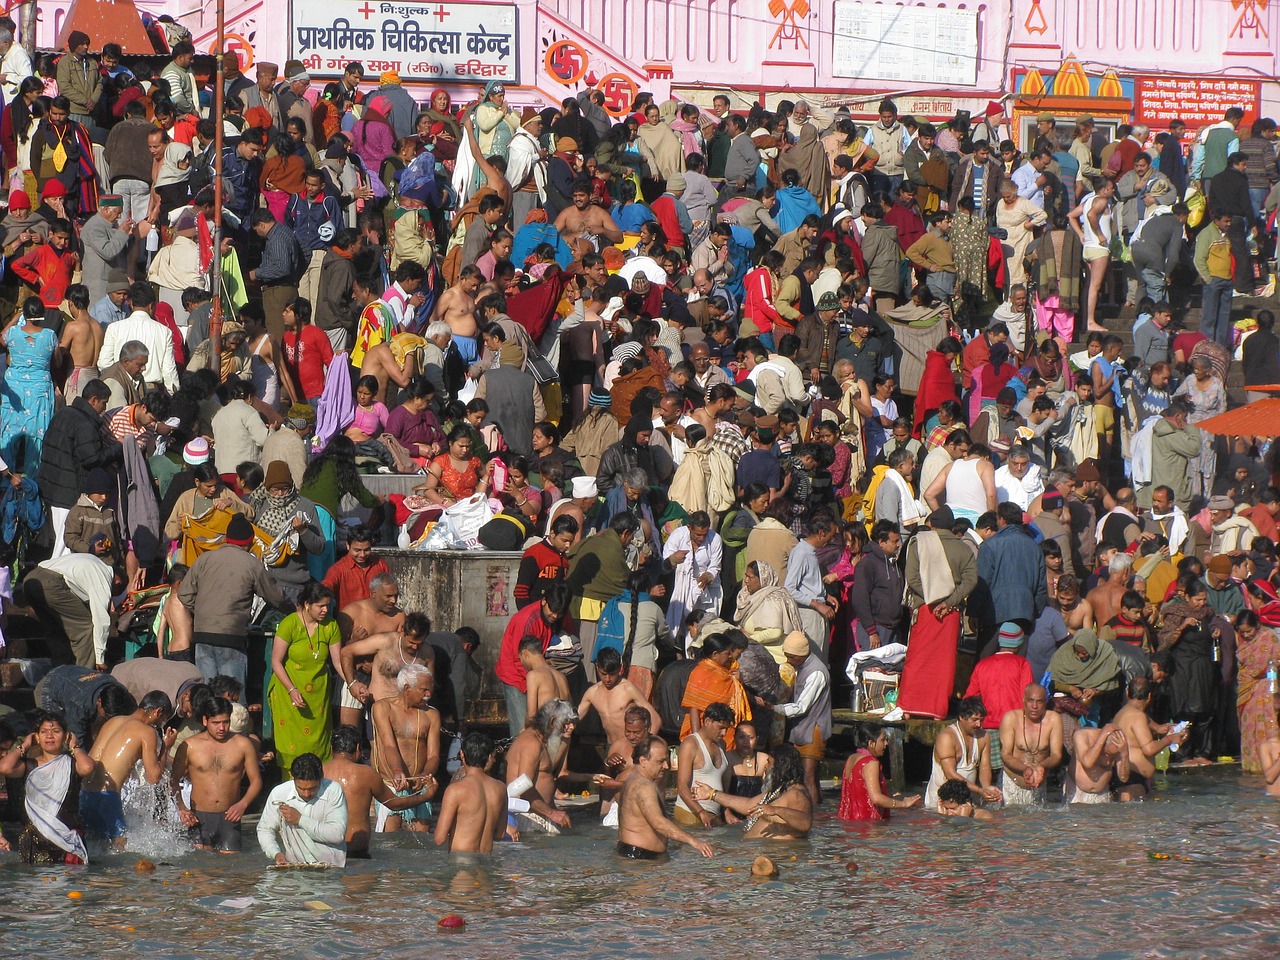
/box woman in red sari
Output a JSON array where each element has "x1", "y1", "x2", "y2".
[
  {"x1": 912, "y1": 336, "x2": 962, "y2": 438},
  {"x1": 838, "y1": 723, "x2": 921, "y2": 821}
]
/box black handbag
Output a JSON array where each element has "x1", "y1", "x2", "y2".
[{"x1": 525, "y1": 349, "x2": 560, "y2": 385}]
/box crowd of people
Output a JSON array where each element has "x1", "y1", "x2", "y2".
[{"x1": 1, "y1": 25, "x2": 1280, "y2": 865}]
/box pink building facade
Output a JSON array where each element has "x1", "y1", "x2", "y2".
[{"x1": 33, "y1": 0, "x2": 1280, "y2": 137}]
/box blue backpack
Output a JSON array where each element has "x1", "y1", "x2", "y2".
[{"x1": 594, "y1": 594, "x2": 628, "y2": 662}]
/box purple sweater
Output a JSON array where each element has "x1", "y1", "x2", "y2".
[{"x1": 386, "y1": 405, "x2": 444, "y2": 452}]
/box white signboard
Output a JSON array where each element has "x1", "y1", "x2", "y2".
[
  {"x1": 293, "y1": 1, "x2": 518, "y2": 83},
  {"x1": 832, "y1": 2, "x2": 978, "y2": 87}
]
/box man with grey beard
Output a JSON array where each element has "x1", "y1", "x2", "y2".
[{"x1": 505, "y1": 699, "x2": 577, "y2": 831}]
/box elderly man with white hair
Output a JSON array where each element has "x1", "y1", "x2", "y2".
[
  {"x1": 421, "y1": 320, "x2": 456, "y2": 401},
  {"x1": 370, "y1": 662, "x2": 440, "y2": 833},
  {"x1": 0, "y1": 26, "x2": 33, "y2": 100},
  {"x1": 505, "y1": 699, "x2": 578, "y2": 832},
  {"x1": 994, "y1": 444, "x2": 1043, "y2": 510}
]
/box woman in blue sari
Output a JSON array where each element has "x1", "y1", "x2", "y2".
[{"x1": 0, "y1": 295, "x2": 57, "y2": 472}]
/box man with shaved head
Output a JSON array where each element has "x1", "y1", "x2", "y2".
[
  {"x1": 997, "y1": 683, "x2": 1064, "y2": 805},
  {"x1": 689, "y1": 341, "x2": 730, "y2": 391}
]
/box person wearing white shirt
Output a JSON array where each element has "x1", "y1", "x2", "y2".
[
  {"x1": 257, "y1": 753, "x2": 348, "y2": 867},
  {"x1": 993, "y1": 445, "x2": 1044, "y2": 510},
  {"x1": 27, "y1": 553, "x2": 116, "y2": 669},
  {"x1": 97, "y1": 282, "x2": 179, "y2": 393},
  {"x1": 0, "y1": 28, "x2": 33, "y2": 101},
  {"x1": 1012, "y1": 149, "x2": 1051, "y2": 210},
  {"x1": 652, "y1": 392, "x2": 697, "y2": 468}
]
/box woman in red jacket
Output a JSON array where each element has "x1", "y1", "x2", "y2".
[{"x1": 742, "y1": 249, "x2": 785, "y2": 349}]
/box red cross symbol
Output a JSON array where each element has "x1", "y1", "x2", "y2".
[
  {"x1": 357, "y1": 2, "x2": 375, "y2": 17},
  {"x1": 433, "y1": 4, "x2": 450, "y2": 22}
]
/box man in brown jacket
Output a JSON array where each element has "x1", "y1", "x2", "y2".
[{"x1": 795, "y1": 291, "x2": 842, "y2": 381}]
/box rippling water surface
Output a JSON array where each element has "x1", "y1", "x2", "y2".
[{"x1": 3, "y1": 769, "x2": 1280, "y2": 960}]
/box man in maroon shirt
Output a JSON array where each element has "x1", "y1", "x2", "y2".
[
  {"x1": 883, "y1": 182, "x2": 926, "y2": 254},
  {"x1": 321, "y1": 526, "x2": 389, "y2": 608}
]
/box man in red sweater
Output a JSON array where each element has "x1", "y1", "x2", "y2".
[
  {"x1": 961, "y1": 323, "x2": 1009, "y2": 390},
  {"x1": 321, "y1": 526, "x2": 390, "y2": 608},
  {"x1": 514, "y1": 514, "x2": 578, "y2": 609},
  {"x1": 964, "y1": 621, "x2": 1033, "y2": 775}
]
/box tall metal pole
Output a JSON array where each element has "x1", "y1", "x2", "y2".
[{"x1": 209, "y1": 0, "x2": 227, "y2": 374}]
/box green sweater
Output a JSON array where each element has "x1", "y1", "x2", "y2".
[
  {"x1": 299, "y1": 460, "x2": 380, "y2": 516},
  {"x1": 566, "y1": 530, "x2": 629, "y2": 602}
]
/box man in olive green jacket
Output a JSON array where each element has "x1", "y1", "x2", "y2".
[
  {"x1": 56, "y1": 31, "x2": 101, "y2": 126},
  {"x1": 1149, "y1": 398, "x2": 1204, "y2": 513}
]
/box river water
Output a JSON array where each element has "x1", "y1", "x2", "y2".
[{"x1": 2, "y1": 769, "x2": 1279, "y2": 960}]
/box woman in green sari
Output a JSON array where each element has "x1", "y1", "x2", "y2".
[{"x1": 267, "y1": 581, "x2": 341, "y2": 775}]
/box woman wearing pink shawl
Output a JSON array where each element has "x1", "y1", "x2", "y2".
[{"x1": 350, "y1": 96, "x2": 397, "y2": 174}]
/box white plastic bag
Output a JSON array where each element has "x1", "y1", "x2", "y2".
[
  {"x1": 441, "y1": 493, "x2": 493, "y2": 549},
  {"x1": 417, "y1": 520, "x2": 458, "y2": 551}
]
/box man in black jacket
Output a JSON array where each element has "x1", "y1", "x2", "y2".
[
  {"x1": 37, "y1": 380, "x2": 123, "y2": 557},
  {"x1": 849, "y1": 520, "x2": 905, "y2": 650},
  {"x1": 1208, "y1": 152, "x2": 1256, "y2": 293},
  {"x1": 249, "y1": 209, "x2": 303, "y2": 341}
]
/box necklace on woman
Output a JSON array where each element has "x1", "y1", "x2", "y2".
[{"x1": 304, "y1": 616, "x2": 321, "y2": 659}]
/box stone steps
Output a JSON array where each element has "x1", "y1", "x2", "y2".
[{"x1": 1057, "y1": 292, "x2": 1274, "y2": 403}]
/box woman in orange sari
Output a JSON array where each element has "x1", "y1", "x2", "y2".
[{"x1": 680, "y1": 632, "x2": 752, "y2": 750}]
